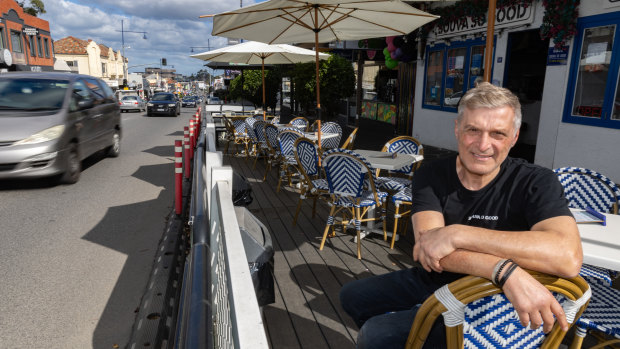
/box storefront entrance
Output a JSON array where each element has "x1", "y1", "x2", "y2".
[{"x1": 504, "y1": 29, "x2": 549, "y2": 162}]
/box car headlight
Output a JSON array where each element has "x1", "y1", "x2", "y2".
[
  {"x1": 147, "y1": 103, "x2": 154, "y2": 107},
  {"x1": 14, "y1": 125, "x2": 65, "y2": 145},
  {"x1": 168, "y1": 104, "x2": 176, "y2": 107}
]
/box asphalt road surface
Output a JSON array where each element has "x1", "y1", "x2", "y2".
[{"x1": 0, "y1": 106, "x2": 197, "y2": 348}]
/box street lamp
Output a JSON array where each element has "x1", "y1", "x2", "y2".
[
  {"x1": 190, "y1": 39, "x2": 211, "y2": 53},
  {"x1": 117, "y1": 19, "x2": 147, "y2": 84}
]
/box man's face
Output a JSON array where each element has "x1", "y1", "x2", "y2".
[{"x1": 455, "y1": 106, "x2": 519, "y2": 181}]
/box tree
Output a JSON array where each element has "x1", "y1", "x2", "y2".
[
  {"x1": 229, "y1": 68, "x2": 281, "y2": 111},
  {"x1": 18, "y1": 0, "x2": 46, "y2": 16},
  {"x1": 291, "y1": 54, "x2": 355, "y2": 119}
]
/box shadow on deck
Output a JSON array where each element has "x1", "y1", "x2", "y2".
[{"x1": 220, "y1": 140, "x2": 420, "y2": 349}]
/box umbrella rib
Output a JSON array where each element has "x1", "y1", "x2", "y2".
[{"x1": 268, "y1": 7, "x2": 315, "y2": 43}]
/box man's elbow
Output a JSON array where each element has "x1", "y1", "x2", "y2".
[{"x1": 557, "y1": 249, "x2": 583, "y2": 278}]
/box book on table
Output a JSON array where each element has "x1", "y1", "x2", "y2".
[{"x1": 573, "y1": 207, "x2": 606, "y2": 226}]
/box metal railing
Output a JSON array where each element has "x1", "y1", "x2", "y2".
[{"x1": 174, "y1": 110, "x2": 268, "y2": 349}]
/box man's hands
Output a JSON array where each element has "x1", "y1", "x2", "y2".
[
  {"x1": 413, "y1": 225, "x2": 459, "y2": 272},
  {"x1": 501, "y1": 267, "x2": 568, "y2": 333}
]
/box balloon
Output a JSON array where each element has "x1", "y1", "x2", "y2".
[
  {"x1": 383, "y1": 47, "x2": 390, "y2": 58},
  {"x1": 367, "y1": 50, "x2": 376, "y2": 60},
  {"x1": 386, "y1": 36, "x2": 396, "y2": 52},
  {"x1": 385, "y1": 58, "x2": 398, "y2": 69},
  {"x1": 392, "y1": 48, "x2": 403, "y2": 60}
]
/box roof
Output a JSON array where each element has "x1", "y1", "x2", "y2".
[{"x1": 53, "y1": 36, "x2": 89, "y2": 55}]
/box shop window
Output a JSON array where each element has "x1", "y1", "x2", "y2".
[
  {"x1": 37, "y1": 37, "x2": 43, "y2": 57},
  {"x1": 44, "y1": 38, "x2": 50, "y2": 57},
  {"x1": 10, "y1": 30, "x2": 23, "y2": 53},
  {"x1": 0, "y1": 28, "x2": 5, "y2": 49},
  {"x1": 28, "y1": 36, "x2": 36, "y2": 56},
  {"x1": 423, "y1": 37, "x2": 489, "y2": 111},
  {"x1": 564, "y1": 12, "x2": 620, "y2": 129}
]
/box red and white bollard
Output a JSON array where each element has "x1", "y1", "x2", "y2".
[
  {"x1": 184, "y1": 126, "x2": 190, "y2": 179},
  {"x1": 189, "y1": 119, "x2": 195, "y2": 160},
  {"x1": 174, "y1": 140, "x2": 183, "y2": 216}
]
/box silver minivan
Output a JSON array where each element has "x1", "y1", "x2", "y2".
[{"x1": 0, "y1": 72, "x2": 121, "y2": 184}]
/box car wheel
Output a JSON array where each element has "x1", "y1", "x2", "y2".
[
  {"x1": 106, "y1": 130, "x2": 121, "y2": 157},
  {"x1": 147, "y1": 111, "x2": 152, "y2": 117},
  {"x1": 59, "y1": 144, "x2": 81, "y2": 184}
]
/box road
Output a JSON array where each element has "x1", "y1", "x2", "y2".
[{"x1": 0, "y1": 107, "x2": 196, "y2": 348}]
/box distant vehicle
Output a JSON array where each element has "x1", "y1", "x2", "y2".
[
  {"x1": 0, "y1": 72, "x2": 121, "y2": 184},
  {"x1": 147, "y1": 92, "x2": 181, "y2": 117},
  {"x1": 119, "y1": 95, "x2": 146, "y2": 112},
  {"x1": 444, "y1": 91, "x2": 463, "y2": 107},
  {"x1": 115, "y1": 89, "x2": 139, "y2": 101},
  {"x1": 182, "y1": 96, "x2": 197, "y2": 108},
  {"x1": 209, "y1": 96, "x2": 220, "y2": 104}
]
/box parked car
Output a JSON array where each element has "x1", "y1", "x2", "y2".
[
  {"x1": 0, "y1": 72, "x2": 122, "y2": 184},
  {"x1": 146, "y1": 92, "x2": 181, "y2": 117},
  {"x1": 182, "y1": 96, "x2": 197, "y2": 108},
  {"x1": 209, "y1": 96, "x2": 220, "y2": 104},
  {"x1": 119, "y1": 95, "x2": 146, "y2": 112}
]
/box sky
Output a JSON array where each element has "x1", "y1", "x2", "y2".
[{"x1": 39, "y1": 0, "x2": 262, "y2": 77}]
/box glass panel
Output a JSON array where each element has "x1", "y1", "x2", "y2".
[
  {"x1": 37, "y1": 37, "x2": 43, "y2": 57},
  {"x1": 10, "y1": 31, "x2": 23, "y2": 53},
  {"x1": 572, "y1": 25, "x2": 615, "y2": 118},
  {"x1": 425, "y1": 50, "x2": 443, "y2": 106},
  {"x1": 44, "y1": 38, "x2": 50, "y2": 57},
  {"x1": 444, "y1": 47, "x2": 467, "y2": 107},
  {"x1": 613, "y1": 70, "x2": 620, "y2": 120},
  {"x1": 29, "y1": 37, "x2": 35, "y2": 56},
  {"x1": 469, "y1": 46, "x2": 485, "y2": 88}
]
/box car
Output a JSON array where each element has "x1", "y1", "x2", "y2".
[
  {"x1": 209, "y1": 96, "x2": 220, "y2": 104},
  {"x1": 0, "y1": 72, "x2": 122, "y2": 184},
  {"x1": 146, "y1": 92, "x2": 181, "y2": 117},
  {"x1": 182, "y1": 96, "x2": 197, "y2": 108},
  {"x1": 444, "y1": 91, "x2": 463, "y2": 106},
  {"x1": 119, "y1": 95, "x2": 146, "y2": 112}
]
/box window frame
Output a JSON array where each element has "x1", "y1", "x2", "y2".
[
  {"x1": 36, "y1": 36, "x2": 43, "y2": 57},
  {"x1": 422, "y1": 36, "x2": 492, "y2": 112},
  {"x1": 43, "y1": 38, "x2": 50, "y2": 57},
  {"x1": 28, "y1": 35, "x2": 36, "y2": 56},
  {"x1": 563, "y1": 12, "x2": 620, "y2": 129},
  {"x1": 0, "y1": 28, "x2": 5, "y2": 49},
  {"x1": 10, "y1": 30, "x2": 23, "y2": 53}
]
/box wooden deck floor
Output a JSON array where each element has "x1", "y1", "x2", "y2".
[{"x1": 222, "y1": 143, "x2": 419, "y2": 349}]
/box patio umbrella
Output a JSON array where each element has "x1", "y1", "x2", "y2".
[
  {"x1": 205, "y1": 0, "x2": 439, "y2": 146},
  {"x1": 190, "y1": 41, "x2": 328, "y2": 119}
]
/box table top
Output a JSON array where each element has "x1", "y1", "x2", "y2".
[
  {"x1": 303, "y1": 132, "x2": 339, "y2": 141},
  {"x1": 354, "y1": 149, "x2": 424, "y2": 171},
  {"x1": 574, "y1": 209, "x2": 620, "y2": 271}
]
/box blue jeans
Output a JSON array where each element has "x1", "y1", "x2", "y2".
[{"x1": 340, "y1": 268, "x2": 447, "y2": 349}]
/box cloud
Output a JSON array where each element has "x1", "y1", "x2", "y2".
[{"x1": 40, "y1": 0, "x2": 260, "y2": 76}]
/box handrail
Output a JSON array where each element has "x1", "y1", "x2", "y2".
[{"x1": 174, "y1": 108, "x2": 268, "y2": 349}]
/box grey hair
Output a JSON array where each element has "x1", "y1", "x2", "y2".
[{"x1": 456, "y1": 82, "x2": 522, "y2": 135}]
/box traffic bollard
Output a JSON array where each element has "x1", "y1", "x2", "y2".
[
  {"x1": 189, "y1": 120, "x2": 195, "y2": 160},
  {"x1": 184, "y1": 127, "x2": 190, "y2": 179},
  {"x1": 175, "y1": 140, "x2": 183, "y2": 215}
]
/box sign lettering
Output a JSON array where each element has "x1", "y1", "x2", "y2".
[{"x1": 433, "y1": 4, "x2": 533, "y2": 39}]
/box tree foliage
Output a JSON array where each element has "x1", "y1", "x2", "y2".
[
  {"x1": 229, "y1": 68, "x2": 281, "y2": 110},
  {"x1": 18, "y1": 0, "x2": 46, "y2": 16},
  {"x1": 292, "y1": 54, "x2": 355, "y2": 119}
]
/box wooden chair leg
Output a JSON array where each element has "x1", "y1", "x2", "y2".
[
  {"x1": 320, "y1": 206, "x2": 337, "y2": 250},
  {"x1": 312, "y1": 196, "x2": 318, "y2": 218},
  {"x1": 262, "y1": 161, "x2": 271, "y2": 181},
  {"x1": 382, "y1": 201, "x2": 387, "y2": 241},
  {"x1": 391, "y1": 203, "x2": 400, "y2": 249},
  {"x1": 293, "y1": 194, "x2": 304, "y2": 226},
  {"x1": 355, "y1": 207, "x2": 362, "y2": 259}
]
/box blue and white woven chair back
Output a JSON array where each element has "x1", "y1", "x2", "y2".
[
  {"x1": 386, "y1": 138, "x2": 423, "y2": 175},
  {"x1": 278, "y1": 130, "x2": 302, "y2": 157},
  {"x1": 253, "y1": 120, "x2": 268, "y2": 144},
  {"x1": 320, "y1": 122, "x2": 343, "y2": 149},
  {"x1": 270, "y1": 116, "x2": 280, "y2": 124},
  {"x1": 264, "y1": 124, "x2": 279, "y2": 150},
  {"x1": 290, "y1": 117, "x2": 309, "y2": 129},
  {"x1": 232, "y1": 118, "x2": 247, "y2": 136},
  {"x1": 246, "y1": 116, "x2": 258, "y2": 129},
  {"x1": 245, "y1": 119, "x2": 259, "y2": 143},
  {"x1": 553, "y1": 167, "x2": 620, "y2": 213},
  {"x1": 463, "y1": 293, "x2": 566, "y2": 348},
  {"x1": 295, "y1": 138, "x2": 320, "y2": 177},
  {"x1": 322, "y1": 149, "x2": 375, "y2": 197}
]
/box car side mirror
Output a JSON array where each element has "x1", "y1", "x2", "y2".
[{"x1": 77, "y1": 98, "x2": 94, "y2": 109}]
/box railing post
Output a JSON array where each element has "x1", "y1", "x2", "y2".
[{"x1": 175, "y1": 140, "x2": 183, "y2": 215}]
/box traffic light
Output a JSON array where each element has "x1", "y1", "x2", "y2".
[{"x1": 161, "y1": 58, "x2": 167, "y2": 66}]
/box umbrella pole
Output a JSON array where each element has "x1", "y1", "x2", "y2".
[
  {"x1": 483, "y1": 0, "x2": 496, "y2": 83},
  {"x1": 314, "y1": 9, "x2": 321, "y2": 150},
  {"x1": 262, "y1": 58, "x2": 266, "y2": 120}
]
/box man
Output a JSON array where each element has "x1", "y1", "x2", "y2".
[{"x1": 340, "y1": 82, "x2": 582, "y2": 348}]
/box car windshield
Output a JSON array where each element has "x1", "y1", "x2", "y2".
[
  {"x1": 152, "y1": 94, "x2": 173, "y2": 101},
  {"x1": 0, "y1": 78, "x2": 69, "y2": 111}
]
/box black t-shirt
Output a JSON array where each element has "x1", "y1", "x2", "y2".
[{"x1": 411, "y1": 155, "x2": 572, "y2": 286}]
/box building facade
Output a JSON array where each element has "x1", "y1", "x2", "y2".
[
  {"x1": 54, "y1": 36, "x2": 124, "y2": 88},
  {"x1": 412, "y1": 0, "x2": 620, "y2": 183},
  {"x1": 0, "y1": 0, "x2": 54, "y2": 72}
]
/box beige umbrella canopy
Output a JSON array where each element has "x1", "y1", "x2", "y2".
[
  {"x1": 191, "y1": 41, "x2": 328, "y2": 118},
  {"x1": 204, "y1": 0, "x2": 439, "y2": 146}
]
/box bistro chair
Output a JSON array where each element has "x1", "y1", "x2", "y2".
[
  {"x1": 262, "y1": 123, "x2": 281, "y2": 181},
  {"x1": 390, "y1": 186, "x2": 412, "y2": 249},
  {"x1": 252, "y1": 120, "x2": 269, "y2": 169},
  {"x1": 376, "y1": 136, "x2": 424, "y2": 192},
  {"x1": 405, "y1": 271, "x2": 591, "y2": 349},
  {"x1": 244, "y1": 118, "x2": 260, "y2": 162},
  {"x1": 341, "y1": 127, "x2": 359, "y2": 150},
  {"x1": 320, "y1": 149, "x2": 388, "y2": 259},
  {"x1": 221, "y1": 115, "x2": 236, "y2": 155},
  {"x1": 230, "y1": 117, "x2": 250, "y2": 156},
  {"x1": 288, "y1": 116, "x2": 309, "y2": 130},
  {"x1": 276, "y1": 127, "x2": 304, "y2": 192},
  {"x1": 553, "y1": 167, "x2": 620, "y2": 348},
  {"x1": 270, "y1": 115, "x2": 280, "y2": 124},
  {"x1": 319, "y1": 121, "x2": 343, "y2": 149},
  {"x1": 292, "y1": 137, "x2": 329, "y2": 226},
  {"x1": 308, "y1": 119, "x2": 320, "y2": 132}
]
